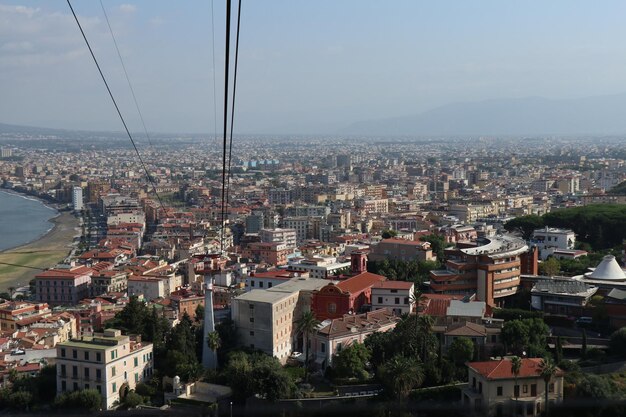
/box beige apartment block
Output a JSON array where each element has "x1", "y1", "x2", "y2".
[{"x1": 56, "y1": 329, "x2": 154, "y2": 409}]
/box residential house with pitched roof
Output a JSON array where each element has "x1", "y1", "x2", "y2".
[
  {"x1": 462, "y1": 358, "x2": 564, "y2": 416},
  {"x1": 311, "y1": 308, "x2": 401, "y2": 368}
]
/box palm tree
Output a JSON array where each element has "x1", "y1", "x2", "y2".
[
  {"x1": 379, "y1": 355, "x2": 424, "y2": 399},
  {"x1": 511, "y1": 356, "x2": 522, "y2": 413},
  {"x1": 207, "y1": 331, "x2": 221, "y2": 369},
  {"x1": 409, "y1": 288, "x2": 422, "y2": 314},
  {"x1": 539, "y1": 358, "x2": 557, "y2": 417},
  {"x1": 418, "y1": 314, "x2": 435, "y2": 361},
  {"x1": 296, "y1": 310, "x2": 320, "y2": 381}
]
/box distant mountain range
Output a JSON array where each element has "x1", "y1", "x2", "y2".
[{"x1": 343, "y1": 94, "x2": 626, "y2": 136}]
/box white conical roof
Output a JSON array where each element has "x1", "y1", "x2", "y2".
[{"x1": 585, "y1": 255, "x2": 626, "y2": 281}]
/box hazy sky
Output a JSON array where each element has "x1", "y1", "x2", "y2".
[{"x1": 3, "y1": 1, "x2": 626, "y2": 134}]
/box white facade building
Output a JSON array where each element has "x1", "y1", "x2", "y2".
[
  {"x1": 531, "y1": 227, "x2": 576, "y2": 260},
  {"x1": 72, "y1": 186, "x2": 83, "y2": 211}
]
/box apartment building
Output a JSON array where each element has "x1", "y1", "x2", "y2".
[
  {"x1": 282, "y1": 217, "x2": 309, "y2": 244},
  {"x1": 371, "y1": 280, "x2": 415, "y2": 315},
  {"x1": 231, "y1": 277, "x2": 329, "y2": 363},
  {"x1": 34, "y1": 266, "x2": 93, "y2": 306},
  {"x1": 530, "y1": 227, "x2": 576, "y2": 260},
  {"x1": 287, "y1": 256, "x2": 351, "y2": 279},
  {"x1": 368, "y1": 238, "x2": 435, "y2": 263},
  {"x1": 91, "y1": 271, "x2": 128, "y2": 296},
  {"x1": 242, "y1": 241, "x2": 291, "y2": 266},
  {"x1": 260, "y1": 228, "x2": 297, "y2": 250},
  {"x1": 356, "y1": 198, "x2": 389, "y2": 214},
  {"x1": 462, "y1": 358, "x2": 563, "y2": 416},
  {"x1": 0, "y1": 300, "x2": 51, "y2": 332},
  {"x1": 56, "y1": 329, "x2": 154, "y2": 409},
  {"x1": 245, "y1": 270, "x2": 310, "y2": 292},
  {"x1": 429, "y1": 235, "x2": 530, "y2": 306}
]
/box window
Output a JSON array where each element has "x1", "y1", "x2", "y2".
[
  {"x1": 249, "y1": 331, "x2": 255, "y2": 336},
  {"x1": 111, "y1": 350, "x2": 117, "y2": 360},
  {"x1": 135, "y1": 373, "x2": 139, "y2": 383},
  {"x1": 84, "y1": 368, "x2": 90, "y2": 378},
  {"x1": 250, "y1": 281, "x2": 255, "y2": 287},
  {"x1": 111, "y1": 366, "x2": 116, "y2": 377},
  {"x1": 336, "y1": 342, "x2": 343, "y2": 352},
  {"x1": 61, "y1": 364, "x2": 66, "y2": 377},
  {"x1": 404, "y1": 297, "x2": 409, "y2": 304},
  {"x1": 549, "y1": 383, "x2": 554, "y2": 393},
  {"x1": 472, "y1": 377, "x2": 476, "y2": 388},
  {"x1": 497, "y1": 386, "x2": 503, "y2": 396},
  {"x1": 85, "y1": 384, "x2": 89, "y2": 390},
  {"x1": 328, "y1": 303, "x2": 337, "y2": 314},
  {"x1": 96, "y1": 369, "x2": 101, "y2": 380},
  {"x1": 390, "y1": 289, "x2": 398, "y2": 293},
  {"x1": 112, "y1": 382, "x2": 117, "y2": 393},
  {"x1": 96, "y1": 352, "x2": 101, "y2": 362},
  {"x1": 514, "y1": 385, "x2": 520, "y2": 397},
  {"x1": 249, "y1": 304, "x2": 254, "y2": 309},
  {"x1": 523, "y1": 384, "x2": 528, "y2": 394},
  {"x1": 134, "y1": 357, "x2": 138, "y2": 367},
  {"x1": 395, "y1": 297, "x2": 400, "y2": 305},
  {"x1": 72, "y1": 349, "x2": 77, "y2": 359},
  {"x1": 249, "y1": 317, "x2": 254, "y2": 323},
  {"x1": 84, "y1": 351, "x2": 90, "y2": 361},
  {"x1": 61, "y1": 380, "x2": 67, "y2": 391},
  {"x1": 72, "y1": 366, "x2": 78, "y2": 377},
  {"x1": 378, "y1": 297, "x2": 383, "y2": 304},
  {"x1": 321, "y1": 342, "x2": 326, "y2": 353},
  {"x1": 260, "y1": 282, "x2": 264, "y2": 288},
  {"x1": 96, "y1": 385, "x2": 101, "y2": 394},
  {"x1": 61, "y1": 348, "x2": 66, "y2": 358},
  {"x1": 478, "y1": 382, "x2": 482, "y2": 394},
  {"x1": 73, "y1": 382, "x2": 78, "y2": 391}
]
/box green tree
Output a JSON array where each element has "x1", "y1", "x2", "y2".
[
  {"x1": 420, "y1": 233, "x2": 448, "y2": 261},
  {"x1": 504, "y1": 215, "x2": 545, "y2": 240},
  {"x1": 539, "y1": 257, "x2": 561, "y2": 277},
  {"x1": 122, "y1": 390, "x2": 143, "y2": 408},
  {"x1": 333, "y1": 342, "x2": 371, "y2": 379},
  {"x1": 511, "y1": 356, "x2": 522, "y2": 405},
  {"x1": 539, "y1": 358, "x2": 557, "y2": 417},
  {"x1": 448, "y1": 337, "x2": 474, "y2": 366},
  {"x1": 502, "y1": 320, "x2": 530, "y2": 355},
  {"x1": 378, "y1": 355, "x2": 424, "y2": 399},
  {"x1": 582, "y1": 329, "x2": 588, "y2": 358},
  {"x1": 381, "y1": 229, "x2": 398, "y2": 239},
  {"x1": 295, "y1": 310, "x2": 320, "y2": 381},
  {"x1": 206, "y1": 331, "x2": 221, "y2": 369},
  {"x1": 610, "y1": 327, "x2": 626, "y2": 357},
  {"x1": 54, "y1": 389, "x2": 102, "y2": 411},
  {"x1": 555, "y1": 336, "x2": 563, "y2": 364},
  {"x1": 195, "y1": 303, "x2": 205, "y2": 322}
]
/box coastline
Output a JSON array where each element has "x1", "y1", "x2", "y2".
[
  {"x1": 0, "y1": 190, "x2": 80, "y2": 291},
  {"x1": 0, "y1": 189, "x2": 61, "y2": 253}
]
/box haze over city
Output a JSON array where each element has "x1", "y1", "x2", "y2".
[
  {"x1": 2, "y1": 1, "x2": 626, "y2": 416},
  {"x1": 4, "y1": 1, "x2": 626, "y2": 134}
]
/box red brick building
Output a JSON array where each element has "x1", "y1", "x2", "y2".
[{"x1": 311, "y1": 272, "x2": 386, "y2": 320}]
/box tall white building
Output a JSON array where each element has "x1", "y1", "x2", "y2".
[{"x1": 72, "y1": 186, "x2": 83, "y2": 211}]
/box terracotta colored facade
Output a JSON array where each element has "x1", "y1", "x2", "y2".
[{"x1": 311, "y1": 272, "x2": 386, "y2": 320}]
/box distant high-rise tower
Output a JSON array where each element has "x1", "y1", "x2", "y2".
[{"x1": 72, "y1": 186, "x2": 83, "y2": 211}]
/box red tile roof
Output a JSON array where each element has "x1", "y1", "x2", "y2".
[
  {"x1": 468, "y1": 358, "x2": 564, "y2": 380},
  {"x1": 35, "y1": 266, "x2": 93, "y2": 279},
  {"x1": 372, "y1": 281, "x2": 414, "y2": 290},
  {"x1": 336, "y1": 272, "x2": 386, "y2": 293}
]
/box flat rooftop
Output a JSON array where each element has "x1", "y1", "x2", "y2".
[{"x1": 460, "y1": 235, "x2": 528, "y2": 259}]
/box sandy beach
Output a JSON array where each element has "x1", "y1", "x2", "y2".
[{"x1": 0, "y1": 211, "x2": 80, "y2": 291}]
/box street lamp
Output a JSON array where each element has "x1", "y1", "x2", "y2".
[{"x1": 230, "y1": 401, "x2": 233, "y2": 417}]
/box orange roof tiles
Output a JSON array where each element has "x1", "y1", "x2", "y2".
[
  {"x1": 335, "y1": 272, "x2": 386, "y2": 293},
  {"x1": 468, "y1": 358, "x2": 564, "y2": 380}
]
